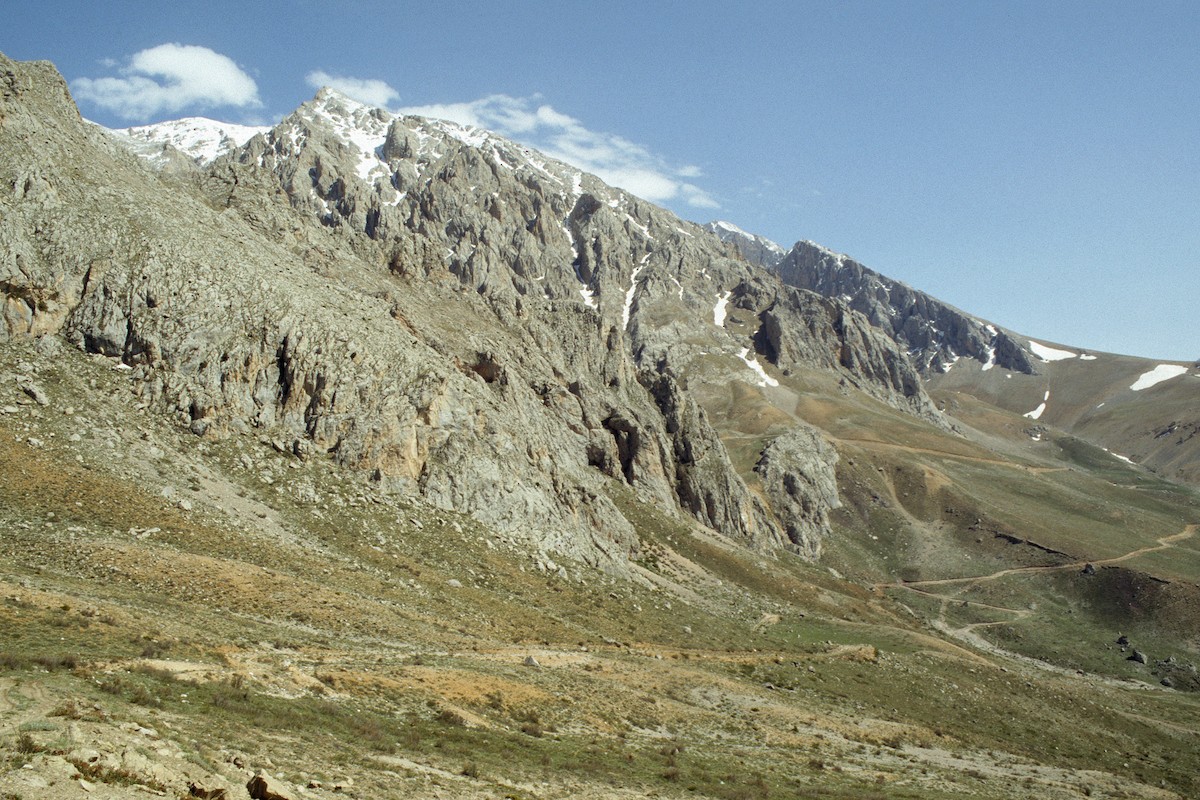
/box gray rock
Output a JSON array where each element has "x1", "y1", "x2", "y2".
[
  {"x1": 16, "y1": 376, "x2": 48, "y2": 405},
  {"x1": 755, "y1": 425, "x2": 841, "y2": 558}
]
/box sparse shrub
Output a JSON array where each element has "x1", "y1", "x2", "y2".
[
  {"x1": 350, "y1": 716, "x2": 395, "y2": 753},
  {"x1": 436, "y1": 708, "x2": 468, "y2": 728},
  {"x1": 139, "y1": 640, "x2": 170, "y2": 659},
  {"x1": 0, "y1": 653, "x2": 27, "y2": 670},
  {"x1": 15, "y1": 732, "x2": 40, "y2": 754},
  {"x1": 17, "y1": 721, "x2": 56, "y2": 733},
  {"x1": 461, "y1": 761, "x2": 480, "y2": 778},
  {"x1": 32, "y1": 654, "x2": 78, "y2": 671}
]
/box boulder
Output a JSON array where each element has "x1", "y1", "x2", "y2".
[{"x1": 247, "y1": 772, "x2": 297, "y2": 800}]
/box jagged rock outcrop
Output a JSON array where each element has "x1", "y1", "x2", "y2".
[
  {"x1": 0, "y1": 50, "x2": 949, "y2": 566},
  {"x1": 775, "y1": 240, "x2": 1035, "y2": 375},
  {"x1": 755, "y1": 425, "x2": 840, "y2": 558}
]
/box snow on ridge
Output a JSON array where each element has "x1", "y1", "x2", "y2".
[
  {"x1": 713, "y1": 291, "x2": 732, "y2": 327},
  {"x1": 116, "y1": 117, "x2": 268, "y2": 165},
  {"x1": 737, "y1": 348, "x2": 779, "y2": 388},
  {"x1": 1130, "y1": 364, "x2": 1189, "y2": 391},
  {"x1": 715, "y1": 220, "x2": 748, "y2": 236},
  {"x1": 1029, "y1": 341, "x2": 1077, "y2": 362}
]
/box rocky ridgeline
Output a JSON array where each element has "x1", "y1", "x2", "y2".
[
  {"x1": 702, "y1": 220, "x2": 786, "y2": 269},
  {"x1": 1, "y1": 51, "x2": 938, "y2": 566},
  {"x1": 774, "y1": 241, "x2": 1035, "y2": 375}
]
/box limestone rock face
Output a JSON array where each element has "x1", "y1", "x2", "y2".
[
  {"x1": 0, "y1": 50, "x2": 948, "y2": 567},
  {"x1": 755, "y1": 426, "x2": 840, "y2": 558},
  {"x1": 775, "y1": 240, "x2": 1035, "y2": 375}
]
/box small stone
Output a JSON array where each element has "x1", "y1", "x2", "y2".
[
  {"x1": 523, "y1": 655, "x2": 541, "y2": 668},
  {"x1": 446, "y1": 578, "x2": 463, "y2": 588}
]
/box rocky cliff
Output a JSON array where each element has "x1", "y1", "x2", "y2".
[
  {"x1": 775, "y1": 240, "x2": 1035, "y2": 375},
  {"x1": 1, "y1": 51, "x2": 943, "y2": 566}
]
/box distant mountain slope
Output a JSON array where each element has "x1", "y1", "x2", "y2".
[
  {"x1": 774, "y1": 240, "x2": 1035, "y2": 375},
  {"x1": 107, "y1": 117, "x2": 267, "y2": 168}
]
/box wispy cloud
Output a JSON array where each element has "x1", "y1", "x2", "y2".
[
  {"x1": 399, "y1": 95, "x2": 718, "y2": 209},
  {"x1": 305, "y1": 71, "x2": 399, "y2": 108},
  {"x1": 73, "y1": 44, "x2": 260, "y2": 120}
]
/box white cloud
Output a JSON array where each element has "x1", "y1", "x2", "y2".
[
  {"x1": 305, "y1": 71, "x2": 399, "y2": 108},
  {"x1": 73, "y1": 44, "x2": 260, "y2": 120},
  {"x1": 399, "y1": 94, "x2": 718, "y2": 210}
]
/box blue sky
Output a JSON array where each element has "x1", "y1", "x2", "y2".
[{"x1": 6, "y1": 1, "x2": 1198, "y2": 360}]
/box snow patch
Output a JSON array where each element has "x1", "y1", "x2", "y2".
[
  {"x1": 1103, "y1": 448, "x2": 1134, "y2": 465},
  {"x1": 1023, "y1": 390, "x2": 1050, "y2": 420},
  {"x1": 622, "y1": 266, "x2": 644, "y2": 329},
  {"x1": 1079, "y1": 353, "x2": 1098, "y2": 361},
  {"x1": 1029, "y1": 341, "x2": 1077, "y2": 362},
  {"x1": 713, "y1": 291, "x2": 732, "y2": 327},
  {"x1": 579, "y1": 285, "x2": 598, "y2": 309},
  {"x1": 737, "y1": 348, "x2": 779, "y2": 388},
  {"x1": 1130, "y1": 364, "x2": 1188, "y2": 391}
]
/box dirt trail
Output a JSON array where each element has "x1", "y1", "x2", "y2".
[
  {"x1": 878, "y1": 524, "x2": 1197, "y2": 592},
  {"x1": 871, "y1": 524, "x2": 1197, "y2": 685},
  {"x1": 834, "y1": 435, "x2": 1068, "y2": 473}
]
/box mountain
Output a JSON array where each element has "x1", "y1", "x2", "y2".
[
  {"x1": 758, "y1": 240, "x2": 1200, "y2": 486},
  {"x1": 702, "y1": 220, "x2": 786, "y2": 268},
  {"x1": 3, "y1": 51, "x2": 1200, "y2": 800},
  {"x1": 109, "y1": 117, "x2": 267, "y2": 168}
]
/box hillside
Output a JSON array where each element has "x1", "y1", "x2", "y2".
[{"x1": 2, "y1": 51, "x2": 1199, "y2": 800}]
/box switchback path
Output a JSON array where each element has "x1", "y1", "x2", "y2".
[{"x1": 874, "y1": 524, "x2": 1196, "y2": 593}]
